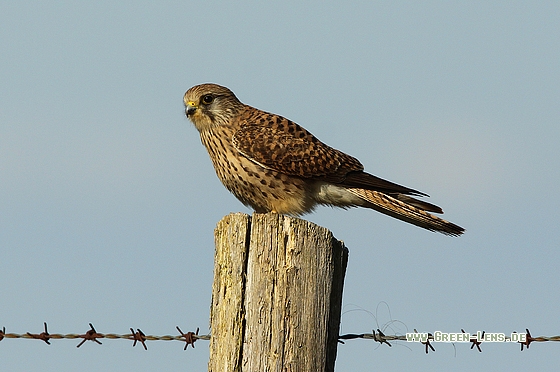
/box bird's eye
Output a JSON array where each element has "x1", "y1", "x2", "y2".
[{"x1": 201, "y1": 94, "x2": 214, "y2": 105}]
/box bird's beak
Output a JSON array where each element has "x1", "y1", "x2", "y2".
[{"x1": 185, "y1": 100, "x2": 197, "y2": 116}]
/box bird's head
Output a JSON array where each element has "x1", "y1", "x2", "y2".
[{"x1": 183, "y1": 83, "x2": 243, "y2": 132}]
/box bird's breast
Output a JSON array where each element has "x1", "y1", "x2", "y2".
[{"x1": 199, "y1": 128, "x2": 316, "y2": 215}]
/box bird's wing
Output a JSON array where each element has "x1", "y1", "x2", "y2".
[
  {"x1": 232, "y1": 122, "x2": 428, "y2": 197},
  {"x1": 232, "y1": 123, "x2": 362, "y2": 180}
]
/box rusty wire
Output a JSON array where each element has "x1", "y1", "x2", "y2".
[
  {"x1": 0, "y1": 322, "x2": 208, "y2": 350},
  {"x1": 338, "y1": 328, "x2": 560, "y2": 353},
  {"x1": 2, "y1": 323, "x2": 560, "y2": 353}
]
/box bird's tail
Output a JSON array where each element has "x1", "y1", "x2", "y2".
[{"x1": 346, "y1": 188, "x2": 465, "y2": 236}]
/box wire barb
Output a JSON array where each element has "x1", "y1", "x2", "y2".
[
  {"x1": 130, "y1": 328, "x2": 148, "y2": 350},
  {"x1": 413, "y1": 329, "x2": 435, "y2": 354},
  {"x1": 76, "y1": 323, "x2": 103, "y2": 348},
  {"x1": 374, "y1": 329, "x2": 392, "y2": 347},
  {"x1": 462, "y1": 329, "x2": 483, "y2": 352},
  {"x1": 520, "y1": 329, "x2": 532, "y2": 351},
  {"x1": 176, "y1": 326, "x2": 199, "y2": 350},
  {"x1": 27, "y1": 322, "x2": 51, "y2": 345}
]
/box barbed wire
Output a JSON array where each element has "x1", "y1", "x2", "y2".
[
  {"x1": 338, "y1": 328, "x2": 560, "y2": 353},
  {"x1": 0, "y1": 323, "x2": 209, "y2": 350},
  {"x1": 2, "y1": 323, "x2": 559, "y2": 353}
]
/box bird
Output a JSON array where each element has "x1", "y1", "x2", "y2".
[{"x1": 183, "y1": 83, "x2": 464, "y2": 236}]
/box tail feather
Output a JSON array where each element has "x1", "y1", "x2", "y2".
[
  {"x1": 394, "y1": 194, "x2": 443, "y2": 213},
  {"x1": 346, "y1": 188, "x2": 465, "y2": 236}
]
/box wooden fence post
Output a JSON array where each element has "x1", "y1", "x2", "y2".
[{"x1": 209, "y1": 213, "x2": 349, "y2": 372}]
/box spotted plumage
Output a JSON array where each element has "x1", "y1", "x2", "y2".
[{"x1": 184, "y1": 83, "x2": 464, "y2": 236}]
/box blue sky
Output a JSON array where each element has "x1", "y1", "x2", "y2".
[{"x1": 1, "y1": 1, "x2": 559, "y2": 370}]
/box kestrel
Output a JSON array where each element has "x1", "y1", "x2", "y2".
[{"x1": 184, "y1": 83, "x2": 464, "y2": 236}]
